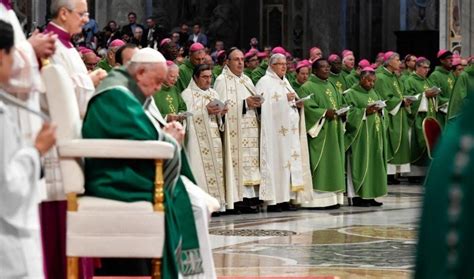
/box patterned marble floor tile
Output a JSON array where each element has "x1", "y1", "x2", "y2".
[{"x1": 211, "y1": 185, "x2": 422, "y2": 278}]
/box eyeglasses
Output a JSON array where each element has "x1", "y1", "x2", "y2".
[
  {"x1": 273, "y1": 63, "x2": 286, "y2": 66},
  {"x1": 68, "y1": 9, "x2": 89, "y2": 19}
]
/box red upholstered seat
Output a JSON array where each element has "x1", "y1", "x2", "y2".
[{"x1": 423, "y1": 117, "x2": 442, "y2": 159}]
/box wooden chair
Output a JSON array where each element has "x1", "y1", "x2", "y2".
[
  {"x1": 422, "y1": 117, "x2": 443, "y2": 159},
  {"x1": 42, "y1": 64, "x2": 174, "y2": 279}
]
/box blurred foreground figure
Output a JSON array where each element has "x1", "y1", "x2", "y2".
[{"x1": 415, "y1": 93, "x2": 474, "y2": 278}]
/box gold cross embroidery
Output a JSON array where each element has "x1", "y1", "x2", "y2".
[
  {"x1": 204, "y1": 163, "x2": 213, "y2": 171},
  {"x1": 393, "y1": 81, "x2": 403, "y2": 98},
  {"x1": 278, "y1": 126, "x2": 288, "y2": 136},
  {"x1": 325, "y1": 88, "x2": 337, "y2": 109},
  {"x1": 448, "y1": 78, "x2": 454, "y2": 90},
  {"x1": 272, "y1": 93, "x2": 282, "y2": 102},
  {"x1": 291, "y1": 151, "x2": 300, "y2": 161},
  {"x1": 336, "y1": 81, "x2": 343, "y2": 93},
  {"x1": 231, "y1": 146, "x2": 238, "y2": 153},
  {"x1": 202, "y1": 148, "x2": 210, "y2": 155}
]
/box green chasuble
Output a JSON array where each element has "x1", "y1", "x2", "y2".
[
  {"x1": 404, "y1": 73, "x2": 438, "y2": 165},
  {"x1": 341, "y1": 68, "x2": 353, "y2": 79},
  {"x1": 82, "y1": 67, "x2": 204, "y2": 278},
  {"x1": 153, "y1": 84, "x2": 187, "y2": 118},
  {"x1": 415, "y1": 104, "x2": 474, "y2": 279},
  {"x1": 400, "y1": 69, "x2": 413, "y2": 84},
  {"x1": 344, "y1": 84, "x2": 388, "y2": 199},
  {"x1": 429, "y1": 66, "x2": 455, "y2": 125},
  {"x1": 297, "y1": 75, "x2": 345, "y2": 193},
  {"x1": 212, "y1": 64, "x2": 223, "y2": 77},
  {"x1": 286, "y1": 71, "x2": 296, "y2": 86},
  {"x1": 448, "y1": 64, "x2": 474, "y2": 120},
  {"x1": 251, "y1": 60, "x2": 268, "y2": 85},
  {"x1": 374, "y1": 67, "x2": 411, "y2": 164},
  {"x1": 176, "y1": 58, "x2": 194, "y2": 94},
  {"x1": 290, "y1": 78, "x2": 303, "y2": 91},
  {"x1": 328, "y1": 72, "x2": 348, "y2": 94},
  {"x1": 345, "y1": 72, "x2": 359, "y2": 88},
  {"x1": 96, "y1": 58, "x2": 113, "y2": 72},
  {"x1": 243, "y1": 67, "x2": 253, "y2": 79}
]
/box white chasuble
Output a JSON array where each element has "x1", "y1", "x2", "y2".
[
  {"x1": 214, "y1": 66, "x2": 261, "y2": 207},
  {"x1": 182, "y1": 80, "x2": 226, "y2": 210},
  {"x1": 0, "y1": 98, "x2": 44, "y2": 278},
  {"x1": 256, "y1": 69, "x2": 312, "y2": 205}
]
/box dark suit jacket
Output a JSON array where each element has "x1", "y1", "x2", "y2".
[
  {"x1": 187, "y1": 33, "x2": 208, "y2": 47},
  {"x1": 121, "y1": 23, "x2": 145, "y2": 37}
]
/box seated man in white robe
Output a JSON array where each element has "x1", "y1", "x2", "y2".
[
  {"x1": 0, "y1": 19, "x2": 57, "y2": 278},
  {"x1": 256, "y1": 53, "x2": 312, "y2": 212}
]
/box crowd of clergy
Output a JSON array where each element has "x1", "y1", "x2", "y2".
[{"x1": 2, "y1": 0, "x2": 474, "y2": 278}]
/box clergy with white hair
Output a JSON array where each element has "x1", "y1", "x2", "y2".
[
  {"x1": 40, "y1": 1, "x2": 107, "y2": 277},
  {"x1": 256, "y1": 53, "x2": 312, "y2": 211},
  {"x1": 82, "y1": 48, "x2": 218, "y2": 278},
  {"x1": 214, "y1": 47, "x2": 262, "y2": 212}
]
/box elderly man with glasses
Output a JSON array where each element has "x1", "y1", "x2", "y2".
[{"x1": 41, "y1": 1, "x2": 107, "y2": 277}]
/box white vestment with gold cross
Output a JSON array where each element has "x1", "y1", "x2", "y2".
[
  {"x1": 182, "y1": 79, "x2": 226, "y2": 211},
  {"x1": 256, "y1": 68, "x2": 312, "y2": 205},
  {"x1": 214, "y1": 66, "x2": 261, "y2": 209}
]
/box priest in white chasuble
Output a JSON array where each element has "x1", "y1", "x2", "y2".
[
  {"x1": 182, "y1": 64, "x2": 227, "y2": 212},
  {"x1": 214, "y1": 48, "x2": 262, "y2": 211},
  {"x1": 256, "y1": 53, "x2": 312, "y2": 210}
]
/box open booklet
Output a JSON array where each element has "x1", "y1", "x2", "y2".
[
  {"x1": 177, "y1": 111, "x2": 193, "y2": 118},
  {"x1": 404, "y1": 94, "x2": 420, "y2": 102},
  {"x1": 427, "y1": 86, "x2": 441, "y2": 94},
  {"x1": 208, "y1": 99, "x2": 231, "y2": 110},
  {"x1": 439, "y1": 102, "x2": 449, "y2": 113},
  {"x1": 336, "y1": 106, "x2": 351, "y2": 116},
  {"x1": 368, "y1": 100, "x2": 387, "y2": 109},
  {"x1": 295, "y1": 93, "x2": 313, "y2": 105}
]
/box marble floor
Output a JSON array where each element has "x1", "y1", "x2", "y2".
[{"x1": 210, "y1": 184, "x2": 423, "y2": 279}]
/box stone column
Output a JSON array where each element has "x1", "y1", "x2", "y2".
[
  {"x1": 439, "y1": 0, "x2": 448, "y2": 49},
  {"x1": 460, "y1": 0, "x2": 473, "y2": 56}
]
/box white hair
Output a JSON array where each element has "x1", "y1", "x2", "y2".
[
  {"x1": 383, "y1": 52, "x2": 400, "y2": 67},
  {"x1": 269, "y1": 53, "x2": 286, "y2": 66},
  {"x1": 127, "y1": 62, "x2": 161, "y2": 76},
  {"x1": 50, "y1": 0, "x2": 77, "y2": 18},
  {"x1": 167, "y1": 62, "x2": 179, "y2": 72}
]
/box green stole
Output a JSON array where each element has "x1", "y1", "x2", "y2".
[{"x1": 87, "y1": 67, "x2": 204, "y2": 277}]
